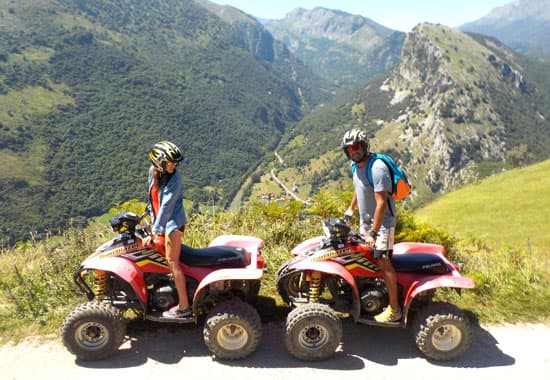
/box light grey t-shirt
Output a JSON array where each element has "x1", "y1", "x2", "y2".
[{"x1": 352, "y1": 158, "x2": 397, "y2": 230}]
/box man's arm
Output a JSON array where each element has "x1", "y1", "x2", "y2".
[
  {"x1": 346, "y1": 191, "x2": 357, "y2": 215},
  {"x1": 365, "y1": 190, "x2": 388, "y2": 246},
  {"x1": 371, "y1": 190, "x2": 389, "y2": 234}
]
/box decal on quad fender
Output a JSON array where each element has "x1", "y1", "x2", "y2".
[
  {"x1": 344, "y1": 257, "x2": 379, "y2": 273},
  {"x1": 334, "y1": 252, "x2": 380, "y2": 273},
  {"x1": 100, "y1": 242, "x2": 141, "y2": 258},
  {"x1": 122, "y1": 249, "x2": 168, "y2": 268},
  {"x1": 312, "y1": 247, "x2": 351, "y2": 262}
]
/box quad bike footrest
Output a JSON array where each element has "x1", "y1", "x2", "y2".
[{"x1": 145, "y1": 311, "x2": 195, "y2": 324}]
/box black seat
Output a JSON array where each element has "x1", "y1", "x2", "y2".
[
  {"x1": 179, "y1": 244, "x2": 249, "y2": 267},
  {"x1": 391, "y1": 253, "x2": 450, "y2": 274}
]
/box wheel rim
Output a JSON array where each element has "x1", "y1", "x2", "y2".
[
  {"x1": 216, "y1": 323, "x2": 249, "y2": 351},
  {"x1": 298, "y1": 324, "x2": 329, "y2": 350},
  {"x1": 75, "y1": 321, "x2": 109, "y2": 350},
  {"x1": 431, "y1": 324, "x2": 462, "y2": 352}
]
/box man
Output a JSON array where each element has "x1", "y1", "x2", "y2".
[{"x1": 342, "y1": 129, "x2": 402, "y2": 323}]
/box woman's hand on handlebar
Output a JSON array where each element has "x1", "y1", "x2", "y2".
[{"x1": 142, "y1": 235, "x2": 153, "y2": 246}]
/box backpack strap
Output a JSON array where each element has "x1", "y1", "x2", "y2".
[{"x1": 366, "y1": 154, "x2": 395, "y2": 217}]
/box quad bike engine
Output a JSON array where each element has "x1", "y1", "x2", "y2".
[
  {"x1": 145, "y1": 274, "x2": 198, "y2": 311},
  {"x1": 360, "y1": 284, "x2": 388, "y2": 315},
  {"x1": 151, "y1": 284, "x2": 177, "y2": 310}
]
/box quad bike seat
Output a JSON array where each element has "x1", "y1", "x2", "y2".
[
  {"x1": 391, "y1": 253, "x2": 450, "y2": 274},
  {"x1": 179, "y1": 244, "x2": 249, "y2": 267}
]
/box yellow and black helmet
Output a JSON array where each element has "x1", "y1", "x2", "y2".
[{"x1": 148, "y1": 141, "x2": 183, "y2": 172}]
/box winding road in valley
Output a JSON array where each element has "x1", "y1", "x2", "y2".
[
  {"x1": 229, "y1": 151, "x2": 304, "y2": 209},
  {"x1": 270, "y1": 168, "x2": 303, "y2": 202}
]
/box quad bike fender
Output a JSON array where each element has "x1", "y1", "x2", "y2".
[
  {"x1": 290, "y1": 259, "x2": 362, "y2": 320},
  {"x1": 208, "y1": 234, "x2": 265, "y2": 271},
  {"x1": 192, "y1": 267, "x2": 263, "y2": 305},
  {"x1": 393, "y1": 242, "x2": 445, "y2": 256},
  {"x1": 404, "y1": 274, "x2": 475, "y2": 311},
  {"x1": 208, "y1": 234, "x2": 264, "y2": 253},
  {"x1": 79, "y1": 256, "x2": 148, "y2": 302},
  {"x1": 290, "y1": 236, "x2": 325, "y2": 256}
]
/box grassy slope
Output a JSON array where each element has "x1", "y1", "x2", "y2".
[{"x1": 415, "y1": 159, "x2": 550, "y2": 253}]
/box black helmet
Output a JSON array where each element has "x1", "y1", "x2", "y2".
[
  {"x1": 342, "y1": 129, "x2": 370, "y2": 160},
  {"x1": 148, "y1": 141, "x2": 183, "y2": 173}
]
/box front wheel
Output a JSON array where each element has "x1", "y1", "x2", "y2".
[
  {"x1": 61, "y1": 301, "x2": 126, "y2": 361},
  {"x1": 203, "y1": 299, "x2": 262, "y2": 360},
  {"x1": 285, "y1": 303, "x2": 343, "y2": 361},
  {"x1": 413, "y1": 302, "x2": 473, "y2": 361}
]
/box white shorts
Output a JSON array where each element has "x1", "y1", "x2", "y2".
[{"x1": 372, "y1": 227, "x2": 395, "y2": 259}]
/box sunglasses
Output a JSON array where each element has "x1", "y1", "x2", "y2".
[{"x1": 346, "y1": 143, "x2": 363, "y2": 153}]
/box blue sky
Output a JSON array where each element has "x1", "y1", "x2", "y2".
[{"x1": 207, "y1": 0, "x2": 514, "y2": 32}]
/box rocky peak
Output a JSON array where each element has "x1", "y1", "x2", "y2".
[
  {"x1": 459, "y1": 0, "x2": 550, "y2": 55},
  {"x1": 264, "y1": 7, "x2": 405, "y2": 91},
  {"x1": 270, "y1": 7, "x2": 394, "y2": 49},
  {"x1": 282, "y1": 7, "x2": 393, "y2": 41},
  {"x1": 376, "y1": 23, "x2": 536, "y2": 195}
]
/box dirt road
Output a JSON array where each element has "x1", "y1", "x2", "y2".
[{"x1": 1, "y1": 321, "x2": 548, "y2": 380}]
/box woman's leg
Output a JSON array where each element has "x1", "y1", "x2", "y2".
[{"x1": 165, "y1": 229, "x2": 190, "y2": 311}]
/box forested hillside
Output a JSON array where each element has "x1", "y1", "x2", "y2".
[{"x1": 0, "y1": 0, "x2": 324, "y2": 242}]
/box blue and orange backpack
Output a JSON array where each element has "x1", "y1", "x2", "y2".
[{"x1": 351, "y1": 153, "x2": 411, "y2": 200}]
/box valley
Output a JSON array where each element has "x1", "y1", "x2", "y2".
[{"x1": 0, "y1": 0, "x2": 549, "y2": 243}]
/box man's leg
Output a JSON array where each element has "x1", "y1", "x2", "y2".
[{"x1": 373, "y1": 227, "x2": 401, "y2": 322}]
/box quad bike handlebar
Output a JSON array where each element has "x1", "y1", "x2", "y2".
[
  {"x1": 108, "y1": 210, "x2": 165, "y2": 249},
  {"x1": 322, "y1": 217, "x2": 366, "y2": 246}
]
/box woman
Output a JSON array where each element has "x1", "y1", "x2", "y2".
[{"x1": 145, "y1": 141, "x2": 191, "y2": 318}]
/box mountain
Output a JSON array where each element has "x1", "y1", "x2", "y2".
[
  {"x1": 194, "y1": 0, "x2": 331, "y2": 107},
  {"x1": 0, "y1": 0, "x2": 315, "y2": 242},
  {"x1": 255, "y1": 24, "x2": 550, "y2": 205},
  {"x1": 460, "y1": 0, "x2": 550, "y2": 57},
  {"x1": 263, "y1": 7, "x2": 406, "y2": 93}
]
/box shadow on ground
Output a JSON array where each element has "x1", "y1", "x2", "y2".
[{"x1": 77, "y1": 310, "x2": 515, "y2": 370}]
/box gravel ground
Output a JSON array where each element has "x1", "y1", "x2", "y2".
[{"x1": 1, "y1": 321, "x2": 548, "y2": 380}]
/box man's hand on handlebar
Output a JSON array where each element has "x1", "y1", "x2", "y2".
[{"x1": 344, "y1": 208, "x2": 354, "y2": 223}]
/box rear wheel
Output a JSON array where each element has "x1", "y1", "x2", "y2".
[
  {"x1": 203, "y1": 299, "x2": 262, "y2": 360},
  {"x1": 61, "y1": 301, "x2": 126, "y2": 361},
  {"x1": 285, "y1": 303, "x2": 342, "y2": 361},
  {"x1": 413, "y1": 302, "x2": 473, "y2": 361}
]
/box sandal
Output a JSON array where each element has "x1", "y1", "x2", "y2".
[{"x1": 162, "y1": 306, "x2": 193, "y2": 319}]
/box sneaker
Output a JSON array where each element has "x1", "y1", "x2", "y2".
[
  {"x1": 374, "y1": 305, "x2": 402, "y2": 323},
  {"x1": 162, "y1": 306, "x2": 192, "y2": 319}
]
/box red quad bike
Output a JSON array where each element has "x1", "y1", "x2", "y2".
[
  {"x1": 62, "y1": 211, "x2": 265, "y2": 361},
  {"x1": 276, "y1": 218, "x2": 475, "y2": 361}
]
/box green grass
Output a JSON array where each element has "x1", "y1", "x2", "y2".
[
  {"x1": 414, "y1": 160, "x2": 550, "y2": 324},
  {"x1": 415, "y1": 159, "x2": 550, "y2": 253},
  {"x1": 0, "y1": 84, "x2": 74, "y2": 126},
  {"x1": 0, "y1": 142, "x2": 48, "y2": 185}
]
